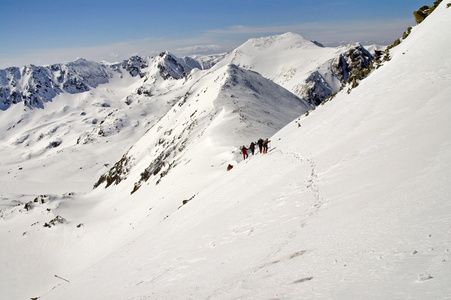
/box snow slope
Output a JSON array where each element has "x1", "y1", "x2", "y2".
[
  {"x1": 91, "y1": 62, "x2": 310, "y2": 197},
  {"x1": 1, "y1": 2, "x2": 451, "y2": 299},
  {"x1": 0, "y1": 52, "x2": 310, "y2": 299}
]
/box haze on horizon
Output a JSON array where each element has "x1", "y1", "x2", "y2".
[{"x1": 0, "y1": 0, "x2": 431, "y2": 68}]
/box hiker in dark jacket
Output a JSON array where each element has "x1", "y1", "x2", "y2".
[
  {"x1": 257, "y1": 138, "x2": 264, "y2": 153},
  {"x1": 249, "y1": 142, "x2": 256, "y2": 155}
]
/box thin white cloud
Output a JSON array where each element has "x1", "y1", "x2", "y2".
[
  {"x1": 0, "y1": 17, "x2": 414, "y2": 68},
  {"x1": 203, "y1": 17, "x2": 415, "y2": 45},
  {"x1": 174, "y1": 45, "x2": 224, "y2": 56}
]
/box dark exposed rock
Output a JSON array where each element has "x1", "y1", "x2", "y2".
[
  {"x1": 43, "y1": 215, "x2": 67, "y2": 228},
  {"x1": 94, "y1": 154, "x2": 131, "y2": 188},
  {"x1": 302, "y1": 44, "x2": 374, "y2": 105},
  {"x1": 119, "y1": 56, "x2": 149, "y2": 77}
]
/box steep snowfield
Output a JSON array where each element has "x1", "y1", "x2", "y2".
[{"x1": 1, "y1": 3, "x2": 451, "y2": 300}]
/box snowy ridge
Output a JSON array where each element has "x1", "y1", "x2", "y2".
[
  {"x1": 216, "y1": 32, "x2": 374, "y2": 105},
  {"x1": 94, "y1": 63, "x2": 310, "y2": 194},
  {"x1": 1, "y1": 3, "x2": 451, "y2": 299}
]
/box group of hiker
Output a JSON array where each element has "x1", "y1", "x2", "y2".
[
  {"x1": 227, "y1": 138, "x2": 271, "y2": 171},
  {"x1": 241, "y1": 138, "x2": 270, "y2": 160}
]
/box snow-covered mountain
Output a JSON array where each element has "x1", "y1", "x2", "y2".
[
  {"x1": 94, "y1": 62, "x2": 310, "y2": 195},
  {"x1": 1, "y1": 2, "x2": 451, "y2": 299},
  {"x1": 216, "y1": 32, "x2": 374, "y2": 105},
  {"x1": 0, "y1": 52, "x2": 205, "y2": 111},
  {"x1": 0, "y1": 34, "x2": 372, "y2": 112},
  {"x1": 0, "y1": 33, "x2": 312, "y2": 300},
  {"x1": 0, "y1": 32, "x2": 370, "y2": 196},
  {"x1": 1, "y1": 58, "x2": 113, "y2": 110}
]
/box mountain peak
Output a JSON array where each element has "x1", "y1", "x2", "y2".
[{"x1": 243, "y1": 32, "x2": 319, "y2": 51}]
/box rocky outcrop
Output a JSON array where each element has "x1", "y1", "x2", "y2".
[{"x1": 301, "y1": 44, "x2": 374, "y2": 105}]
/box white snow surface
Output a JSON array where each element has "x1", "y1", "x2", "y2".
[{"x1": 1, "y1": 3, "x2": 451, "y2": 299}]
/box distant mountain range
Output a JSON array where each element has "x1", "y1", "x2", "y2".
[{"x1": 0, "y1": 33, "x2": 375, "y2": 111}]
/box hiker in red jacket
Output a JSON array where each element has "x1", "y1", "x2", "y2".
[{"x1": 241, "y1": 145, "x2": 248, "y2": 160}]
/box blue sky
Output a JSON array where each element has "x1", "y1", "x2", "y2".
[{"x1": 0, "y1": 0, "x2": 432, "y2": 68}]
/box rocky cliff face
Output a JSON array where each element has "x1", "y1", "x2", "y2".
[
  {"x1": 0, "y1": 65, "x2": 61, "y2": 109},
  {"x1": 115, "y1": 55, "x2": 149, "y2": 77},
  {"x1": 301, "y1": 44, "x2": 374, "y2": 105},
  {"x1": 333, "y1": 44, "x2": 374, "y2": 83}
]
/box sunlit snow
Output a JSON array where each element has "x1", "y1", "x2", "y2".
[{"x1": 1, "y1": 3, "x2": 450, "y2": 300}]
